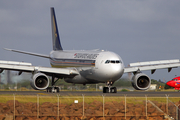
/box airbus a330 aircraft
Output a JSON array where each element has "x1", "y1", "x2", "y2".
[{"x1": 1, "y1": 7, "x2": 180, "y2": 93}]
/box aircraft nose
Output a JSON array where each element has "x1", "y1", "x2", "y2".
[
  {"x1": 111, "y1": 64, "x2": 124, "y2": 80},
  {"x1": 166, "y1": 81, "x2": 172, "y2": 87}
]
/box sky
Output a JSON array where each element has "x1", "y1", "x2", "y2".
[{"x1": 0, "y1": 0, "x2": 180, "y2": 82}]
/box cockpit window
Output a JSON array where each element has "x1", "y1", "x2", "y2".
[
  {"x1": 105, "y1": 60, "x2": 110, "y2": 63},
  {"x1": 105, "y1": 60, "x2": 122, "y2": 64},
  {"x1": 116, "y1": 61, "x2": 120, "y2": 63},
  {"x1": 110, "y1": 61, "x2": 115, "y2": 63},
  {"x1": 173, "y1": 79, "x2": 178, "y2": 81}
]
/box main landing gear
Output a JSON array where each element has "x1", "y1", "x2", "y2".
[
  {"x1": 46, "y1": 86, "x2": 60, "y2": 93},
  {"x1": 46, "y1": 75, "x2": 60, "y2": 93},
  {"x1": 103, "y1": 81, "x2": 117, "y2": 93}
]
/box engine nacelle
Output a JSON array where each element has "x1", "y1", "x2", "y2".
[
  {"x1": 30, "y1": 73, "x2": 49, "y2": 90},
  {"x1": 131, "y1": 73, "x2": 151, "y2": 90}
]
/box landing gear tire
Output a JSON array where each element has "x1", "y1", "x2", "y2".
[
  {"x1": 103, "y1": 87, "x2": 109, "y2": 93},
  {"x1": 110, "y1": 87, "x2": 117, "y2": 93},
  {"x1": 46, "y1": 87, "x2": 52, "y2": 92},
  {"x1": 46, "y1": 87, "x2": 60, "y2": 93},
  {"x1": 103, "y1": 87, "x2": 117, "y2": 93},
  {"x1": 55, "y1": 87, "x2": 60, "y2": 92}
]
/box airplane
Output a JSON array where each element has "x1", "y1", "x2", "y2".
[
  {"x1": 1, "y1": 7, "x2": 180, "y2": 93},
  {"x1": 166, "y1": 76, "x2": 180, "y2": 90}
]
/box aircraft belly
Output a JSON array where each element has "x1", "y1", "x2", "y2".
[
  {"x1": 64, "y1": 67, "x2": 105, "y2": 84},
  {"x1": 64, "y1": 74, "x2": 88, "y2": 84}
]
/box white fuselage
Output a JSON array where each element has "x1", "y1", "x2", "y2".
[{"x1": 49, "y1": 50, "x2": 124, "y2": 84}]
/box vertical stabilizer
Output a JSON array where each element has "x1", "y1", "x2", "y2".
[{"x1": 51, "y1": 7, "x2": 63, "y2": 50}]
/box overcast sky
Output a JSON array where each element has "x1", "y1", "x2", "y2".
[{"x1": 0, "y1": 0, "x2": 180, "y2": 82}]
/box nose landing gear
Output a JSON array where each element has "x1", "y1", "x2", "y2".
[{"x1": 103, "y1": 81, "x2": 117, "y2": 93}]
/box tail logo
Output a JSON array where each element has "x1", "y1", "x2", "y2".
[{"x1": 51, "y1": 7, "x2": 63, "y2": 51}]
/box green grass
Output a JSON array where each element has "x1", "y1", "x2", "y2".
[
  {"x1": 0, "y1": 95, "x2": 180, "y2": 105},
  {"x1": 121, "y1": 89, "x2": 129, "y2": 92}
]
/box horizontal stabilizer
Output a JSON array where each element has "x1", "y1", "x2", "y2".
[{"x1": 4, "y1": 48, "x2": 50, "y2": 58}]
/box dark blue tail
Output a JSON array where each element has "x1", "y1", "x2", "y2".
[{"x1": 51, "y1": 7, "x2": 63, "y2": 50}]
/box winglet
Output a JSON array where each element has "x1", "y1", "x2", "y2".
[{"x1": 51, "y1": 7, "x2": 63, "y2": 51}]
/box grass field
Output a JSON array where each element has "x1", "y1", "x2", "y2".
[{"x1": 0, "y1": 94, "x2": 179, "y2": 105}]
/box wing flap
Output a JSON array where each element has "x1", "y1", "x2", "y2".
[
  {"x1": 130, "y1": 59, "x2": 179, "y2": 66},
  {"x1": 124, "y1": 59, "x2": 180, "y2": 73},
  {"x1": 35, "y1": 67, "x2": 78, "y2": 75},
  {"x1": 0, "y1": 60, "x2": 32, "y2": 66},
  {"x1": 0, "y1": 64, "x2": 34, "y2": 72},
  {"x1": 0, "y1": 60, "x2": 79, "y2": 76}
]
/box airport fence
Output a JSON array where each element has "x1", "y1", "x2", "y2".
[{"x1": 0, "y1": 95, "x2": 180, "y2": 120}]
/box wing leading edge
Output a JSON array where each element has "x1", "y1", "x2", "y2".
[{"x1": 124, "y1": 59, "x2": 180, "y2": 74}]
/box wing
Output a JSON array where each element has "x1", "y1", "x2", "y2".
[
  {"x1": 124, "y1": 59, "x2": 180, "y2": 74},
  {"x1": 0, "y1": 60, "x2": 79, "y2": 77}
]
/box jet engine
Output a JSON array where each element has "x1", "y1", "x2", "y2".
[
  {"x1": 131, "y1": 73, "x2": 151, "y2": 90},
  {"x1": 30, "y1": 73, "x2": 49, "y2": 90}
]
